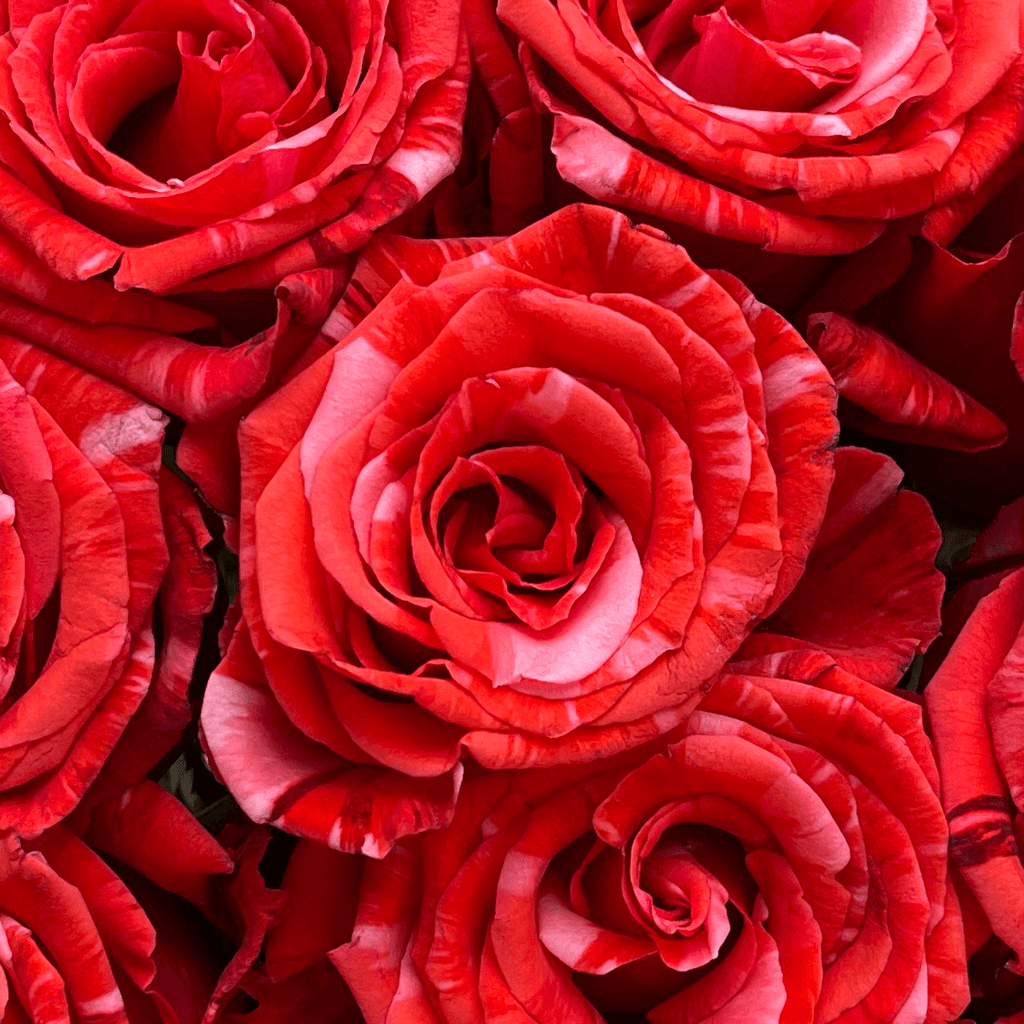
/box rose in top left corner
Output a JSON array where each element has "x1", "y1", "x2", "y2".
[
  {"x1": 0, "y1": 0, "x2": 469, "y2": 294},
  {"x1": 0, "y1": 0, "x2": 469, "y2": 526}
]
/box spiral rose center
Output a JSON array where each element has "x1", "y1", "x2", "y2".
[
  {"x1": 620, "y1": 819, "x2": 757, "y2": 975},
  {"x1": 97, "y1": 0, "x2": 331, "y2": 183},
  {"x1": 433, "y1": 446, "x2": 606, "y2": 628},
  {"x1": 634, "y1": 0, "x2": 863, "y2": 111},
  {"x1": 639, "y1": 844, "x2": 729, "y2": 938}
]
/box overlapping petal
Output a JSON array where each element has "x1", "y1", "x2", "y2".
[
  {"x1": 0, "y1": 336, "x2": 214, "y2": 835},
  {"x1": 331, "y1": 649, "x2": 968, "y2": 1024},
  {"x1": 925, "y1": 567, "x2": 1024, "y2": 964},
  {"x1": 800, "y1": 153, "x2": 1024, "y2": 517},
  {"x1": 0, "y1": 0, "x2": 469, "y2": 292},
  {"x1": 201, "y1": 203, "x2": 848, "y2": 853},
  {"x1": 0, "y1": 779, "x2": 296, "y2": 1024},
  {"x1": 489, "y1": 0, "x2": 1024, "y2": 275},
  {"x1": 749, "y1": 446, "x2": 945, "y2": 688}
]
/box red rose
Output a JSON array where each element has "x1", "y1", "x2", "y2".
[
  {"x1": 926, "y1": 566, "x2": 1024, "y2": 968},
  {"x1": 201, "y1": 202, "x2": 852, "y2": 855},
  {"x1": 0, "y1": 780, "x2": 290, "y2": 1024},
  {"x1": 332, "y1": 649, "x2": 969, "y2": 1024},
  {"x1": 217, "y1": 837, "x2": 365, "y2": 1024},
  {"x1": 0, "y1": 336, "x2": 215, "y2": 836},
  {"x1": 0, "y1": 0, "x2": 468, "y2": 294},
  {"x1": 0, "y1": 0, "x2": 471, "y2": 525},
  {"x1": 494, "y1": 0, "x2": 1024, "y2": 264}
]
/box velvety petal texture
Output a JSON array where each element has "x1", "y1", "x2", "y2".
[
  {"x1": 491, "y1": 0, "x2": 1024, "y2": 267},
  {"x1": 748, "y1": 446, "x2": 945, "y2": 688},
  {"x1": 926, "y1": 567, "x2": 1024, "y2": 965},
  {"x1": 331, "y1": 648, "x2": 968, "y2": 1024},
  {"x1": 201, "y1": 204, "x2": 844, "y2": 854}
]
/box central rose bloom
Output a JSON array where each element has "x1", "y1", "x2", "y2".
[{"x1": 201, "y1": 204, "x2": 841, "y2": 854}]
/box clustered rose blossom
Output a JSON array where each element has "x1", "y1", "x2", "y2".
[
  {"x1": 201, "y1": 204, "x2": 829, "y2": 847},
  {"x1": 196, "y1": 206, "x2": 952, "y2": 862},
  {"x1": 493, "y1": 0, "x2": 1024, "y2": 261},
  {"x1": 0, "y1": 0, "x2": 469, "y2": 291},
  {"x1": 2, "y1": 0, "x2": 1024, "y2": 1022},
  {"x1": 331, "y1": 650, "x2": 968, "y2": 1024}
]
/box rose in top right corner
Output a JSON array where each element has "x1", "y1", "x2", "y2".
[{"x1": 494, "y1": 0, "x2": 1024, "y2": 270}]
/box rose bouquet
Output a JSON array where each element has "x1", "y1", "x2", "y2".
[{"x1": 1, "y1": 1, "x2": 1023, "y2": 1023}]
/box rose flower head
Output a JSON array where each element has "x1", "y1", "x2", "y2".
[
  {"x1": 926, "y1": 563, "x2": 1024, "y2": 973},
  {"x1": 0, "y1": 0, "x2": 469, "y2": 293},
  {"x1": 332, "y1": 648, "x2": 969, "y2": 1024},
  {"x1": 200, "y1": 203, "x2": 846, "y2": 855},
  {"x1": 0, "y1": 333, "x2": 216, "y2": 838},
  {"x1": 494, "y1": 0, "x2": 1024, "y2": 267}
]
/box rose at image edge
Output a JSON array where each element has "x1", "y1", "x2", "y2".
[
  {"x1": 199, "y1": 203, "x2": 948, "y2": 857},
  {"x1": 323, "y1": 647, "x2": 968, "y2": 1024},
  {"x1": 916, "y1": 525, "x2": 1024, "y2": 1023},
  {"x1": 0, "y1": 0, "x2": 473, "y2": 532},
  {"x1": 0, "y1": 335, "x2": 216, "y2": 838},
  {"x1": 483, "y1": 0, "x2": 1024, "y2": 307},
  {"x1": 925, "y1": 564, "x2": 1024, "y2": 970}
]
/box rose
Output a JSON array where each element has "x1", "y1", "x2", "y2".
[
  {"x1": 922, "y1": 533, "x2": 1024, "y2": 1023},
  {"x1": 0, "y1": 779, "x2": 294, "y2": 1024},
  {"x1": 201, "y1": 204, "x2": 948, "y2": 859},
  {"x1": 331, "y1": 648, "x2": 969, "y2": 1024},
  {"x1": 0, "y1": 0, "x2": 468, "y2": 295},
  {"x1": 494, "y1": 0, "x2": 1024, "y2": 268},
  {"x1": 925, "y1": 565, "x2": 1024, "y2": 969},
  {"x1": 0, "y1": 334, "x2": 215, "y2": 836},
  {"x1": 0, "y1": 0, "x2": 471, "y2": 525},
  {"x1": 200, "y1": 201, "x2": 859, "y2": 856}
]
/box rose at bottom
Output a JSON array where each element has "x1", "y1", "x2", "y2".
[{"x1": 330, "y1": 648, "x2": 969, "y2": 1024}]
